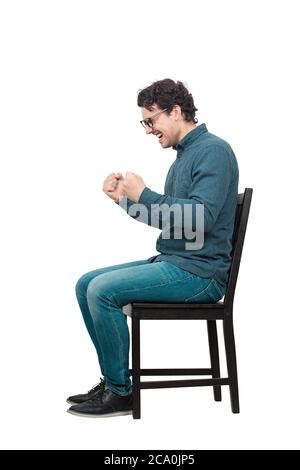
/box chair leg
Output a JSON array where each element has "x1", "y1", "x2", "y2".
[
  {"x1": 132, "y1": 316, "x2": 141, "y2": 419},
  {"x1": 207, "y1": 320, "x2": 222, "y2": 401},
  {"x1": 223, "y1": 316, "x2": 240, "y2": 413}
]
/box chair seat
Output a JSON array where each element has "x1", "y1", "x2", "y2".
[
  {"x1": 132, "y1": 300, "x2": 224, "y2": 308},
  {"x1": 123, "y1": 301, "x2": 225, "y2": 320},
  {"x1": 123, "y1": 301, "x2": 223, "y2": 311}
]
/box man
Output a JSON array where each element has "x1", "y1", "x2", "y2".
[{"x1": 67, "y1": 79, "x2": 239, "y2": 417}]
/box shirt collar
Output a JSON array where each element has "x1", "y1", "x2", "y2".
[{"x1": 172, "y1": 123, "x2": 208, "y2": 153}]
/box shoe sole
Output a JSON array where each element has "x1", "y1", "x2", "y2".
[{"x1": 67, "y1": 408, "x2": 132, "y2": 418}]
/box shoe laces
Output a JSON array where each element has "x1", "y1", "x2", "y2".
[
  {"x1": 89, "y1": 387, "x2": 110, "y2": 404},
  {"x1": 88, "y1": 378, "x2": 105, "y2": 395}
]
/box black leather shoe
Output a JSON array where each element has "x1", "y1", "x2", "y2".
[
  {"x1": 67, "y1": 388, "x2": 132, "y2": 417},
  {"x1": 66, "y1": 378, "x2": 106, "y2": 404}
]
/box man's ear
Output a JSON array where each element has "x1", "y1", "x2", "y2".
[{"x1": 171, "y1": 104, "x2": 182, "y2": 121}]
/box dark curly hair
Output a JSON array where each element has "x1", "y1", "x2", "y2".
[{"x1": 137, "y1": 78, "x2": 198, "y2": 124}]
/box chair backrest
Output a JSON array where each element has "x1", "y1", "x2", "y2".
[{"x1": 224, "y1": 188, "x2": 253, "y2": 308}]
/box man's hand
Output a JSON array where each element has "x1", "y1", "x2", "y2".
[
  {"x1": 102, "y1": 172, "x2": 124, "y2": 202},
  {"x1": 123, "y1": 172, "x2": 146, "y2": 202}
]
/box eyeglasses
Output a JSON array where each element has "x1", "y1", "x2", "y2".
[{"x1": 140, "y1": 108, "x2": 168, "y2": 129}]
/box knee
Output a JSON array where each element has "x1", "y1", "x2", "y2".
[
  {"x1": 75, "y1": 272, "x2": 93, "y2": 300},
  {"x1": 86, "y1": 277, "x2": 113, "y2": 307}
]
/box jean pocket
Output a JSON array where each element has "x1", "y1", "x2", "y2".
[
  {"x1": 210, "y1": 279, "x2": 225, "y2": 300},
  {"x1": 184, "y1": 279, "x2": 224, "y2": 304},
  {"x1": 184, "y1": 279, "x2": 212, "y2": 303}
]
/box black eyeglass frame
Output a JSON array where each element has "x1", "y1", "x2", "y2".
[{"x1": 140, "y1": 108, "x2": 169, "y2": 129}]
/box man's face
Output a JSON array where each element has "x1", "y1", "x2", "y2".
[{"x1": 141, "y1": 105, "x2": 181, "y2": 149}]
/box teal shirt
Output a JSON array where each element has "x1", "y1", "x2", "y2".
[{"x1": 120, "y1": 123, "x2": 239, "y2": 288}]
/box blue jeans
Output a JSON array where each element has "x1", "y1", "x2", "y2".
[{"x1": 75, "y1": 259, "x2": 225, "y2": 396}]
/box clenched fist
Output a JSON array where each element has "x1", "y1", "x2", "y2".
[
  {"x1": 102, "y1": 172, "x2": 124, "y2": 202},
  {"x1": 123, "y1": 171, "x2": 146, "y2": 202}
]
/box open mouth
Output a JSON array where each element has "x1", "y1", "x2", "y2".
[{"x1": 155, "y1": 132, "x2": 164, "y2": 142}]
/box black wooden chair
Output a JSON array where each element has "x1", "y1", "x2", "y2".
[{"x1": 124, "y1": 188, "x2": 253, "y2": 419}]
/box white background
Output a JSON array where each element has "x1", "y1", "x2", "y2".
[{"x1": 0, "y1": 0, "x2": 299, "y2": 450}]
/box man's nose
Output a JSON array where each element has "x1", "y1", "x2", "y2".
[{"x1": 146, "y1": 126, "x2": 154, "y2": 135}]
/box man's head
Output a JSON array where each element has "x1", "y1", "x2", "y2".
[{"x1": 137, "y1": 79, "x2": 198, "y2": 148}]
